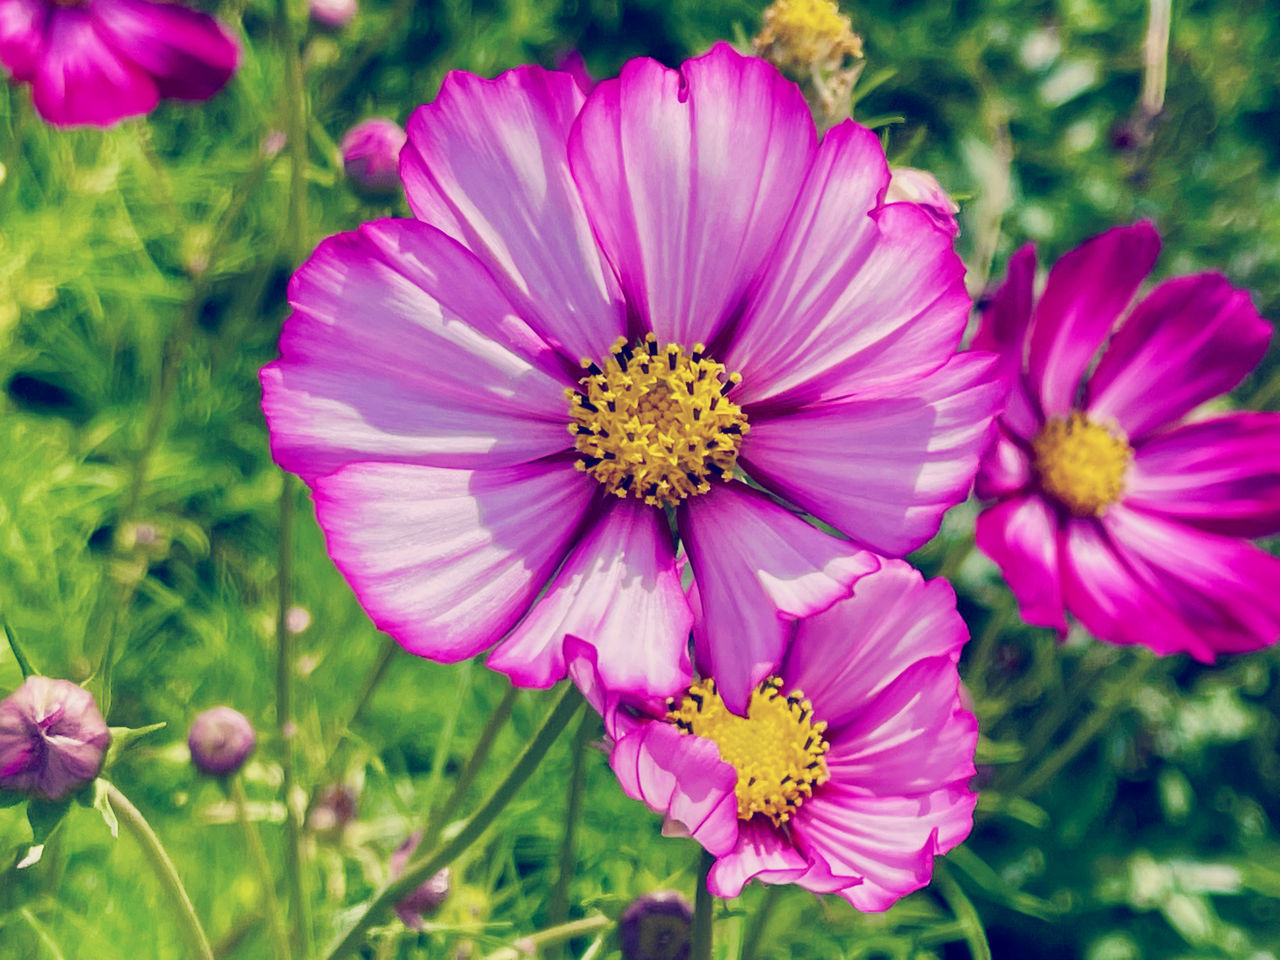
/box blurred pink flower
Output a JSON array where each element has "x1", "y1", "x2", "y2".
[
  {"x1": 0, "y1": 676, "x2": 110, "y2": 801},
  {"x1": 261, "y1": 43, "x2": 1002, "y2": 710},
  {"x1": 340, "y1": 117, "x2": 406, "y2": 198},
  {"x1": 0, "y1": 0, "x2": 239, "y2": 127},
  {"x1": 568, "y1": 559, "x2": 977, "y2": 910},
  {"x1": 188, "y1": 705, "x2": 255, "y2": 776},
  {"x1": 885, "y1": 167, "x2": 959, "y2": 237},
  {"x1": 309, "y1": 0, "x2": 355, "y2": 30},
  {"x1": 974, "y1": 222, "x2": 1280, "y2": 658},
  {"x1": 390, "y1": 832, "x2": 450, "y2": 929}
]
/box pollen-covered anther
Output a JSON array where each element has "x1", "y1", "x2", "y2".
[
  {"x1": 1032, "y1": 412, "x2": 1133, "y2": 517},
  {"x1": 567, "y1": 335, "x2": 748, "y2": 507},
  {"x1": 668, "y1": 676, "x2": 830, "y2": 827}
]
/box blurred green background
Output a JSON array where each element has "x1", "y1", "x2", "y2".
[{"x1": 2, "y1": 0, "x2": 1280, "y2": 957}]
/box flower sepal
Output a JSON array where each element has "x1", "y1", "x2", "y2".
[{"x1": 103, "y1": 721, "x2": 167, "y2": 770}]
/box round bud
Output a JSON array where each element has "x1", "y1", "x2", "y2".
[
  {"x1": 0, "y1": 676, "x2": 110, "y2": 801},
  {"x1": 340, "y1": 118, "x2": 407, "y2": 199},
  {"x1": 188, "y1": 706, "x2": 255, "y2": 776},
  {"x1": 619, "y1": 890, "x2": 694, "y2": 960},
  {"x1": 310, "y1": 0, "x2": 357, "y2": 29}
]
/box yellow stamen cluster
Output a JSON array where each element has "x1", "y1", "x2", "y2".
[
  {"x1": 1032, "y1": 412, "x2": 1133, "y2": 517},
  {"x1": 668, "y1": 677, "x2": 830, "y2": 827},
  {"x1": 568, "y1": 336, "x2": 748, "y2": 507}
]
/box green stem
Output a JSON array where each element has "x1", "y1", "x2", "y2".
[
  {"x1": 545, "y1": 711, "x2": 596, "y2": 956},
  {"x1": 229, "y1": 777, "x2": 293, "y2": 960},
  {"x1": 480, "y1": 915, "x2": 612, "y2": 960},
  {"x1": 321, "y1": 684, "x2": 584, "y2": 960},
  {"x1": 962, "y1": 606, "x2": 1008, "y2": 698},
  {"x1": 739, "y1": 886, "x2": 780, "y2": 960},
  {"x1": 931, "y1": 861, "x2": 991, "y2": 960},
  {"x1": 691, "y1": 848, "x2": 716, "y2": 960},
  {"x1": 105, "y1": 781, "x2": 215, "y2": 960}
]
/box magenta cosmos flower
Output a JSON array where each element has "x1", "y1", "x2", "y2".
[
  {"x1": 974, "y1": 222, "x2": 1280, "y2": 658},
  {"x1": 566, "y1": 558, "x2": 977, "y2": 909},
  {"x1": 260, "y1": 43, "x2": 1002, "y2": 711},
  {"x1": 0, "y1": 0, "x2": 239, "y2": 127}
]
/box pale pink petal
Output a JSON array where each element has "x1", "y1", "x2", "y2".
[
  {"x1": 569, "y1": 42, "x2": 816, "y2": 347},
  {"x1": 679, "y1": 484, "x2": 878, "y2": 715},
  {"x1": 974, "y1": 427, "x2": 1032, "y2": 500},
  {"x1": 740, "y1": 353, "x2": 1004, "y2": 557},
  {"x1": 610, "y1": 722, "x2": 739, "y2": 856},
  {"x1": 0, "y1": 0, "x2": 47, "y2": 81},
  {"x1": 562, "y1": 637, "x2": 657, "y2": 743},
  {"x1": 706, "y1": 819, "x2": 809, "y2": 898},
  {"x1": 1125, "y1": 412, "x2": 1280, "y2": 537},
  {"x1": 792, "y1": 786, "x2": 976, "y2": 912},
  {"x1": 822, "y1": 656, "x2": 978, "y2": 796},
  {"x1": 974, "y1": 495, "x2": 1067, "y2": 633},
  {"x1": 91, "y1": 0, "x2": 239, "y2": 101},
  {"x1": 972, "y1": 244, "x2": 1041, "y2": 439},
  {"x1": 884, "y1": 167, "x2": 959, "y2": 236},
  {"x1": 262, "y1": 220, "x2": 572, "y2": 482},
  {"x1": 487, "y1": 498, "x2": 692, "y2": 698},
  {"x1": 781, "y1": 560, "x2": 970, "y2": 729},
  {"x1": 401, "y1": 65, "x2": 625, "y2": 362},
  {"x1": 723, "y1": 124, "x2": 969, "y2": 408},
  {"x1": 310, "y1": 460, "x2": 595, "y2": 663},
  {"x1": 1086, "y1": 274, "x2": 1272, "y2": 440},
  {"x1": 1026, "y1": 222, "x2": 1159, "y2": 417},
  {"x1": 31, "y1": 8, "x2": 157, "y2": 127}
]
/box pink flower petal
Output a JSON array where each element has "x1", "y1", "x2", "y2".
[
  {"x1": 972, "y1": 244, "x2": 1042, "y2": 439},
  {"x1": 401, "y1": 65, "x2": 626, "y2": 363},
  {"x1": 311, "y1": 460, "x2": 595, "y2": 663},
  {"x1": 487, "y1": 499, "x2": 692, "y2": 698},
  {"x1": 31, "y1": 8, "x2": 157, "y2": 127},
  {"x1": 1086, "y1": 274, "x2": 1272, "y2": 440},
  {"x1": 1026, "y1": 222, "x2": 1159, "y2": 417},
  {"x1": 1125, "y1": 412, "x2": 1280, "y2": 538},
  {"x1": 723, "y1": 124, "x2": 970, "y2": 408},
  {"x1": 974, "y1": 427, "x2": 1032, "y2": 500},
  {"x1": 563, "y1": 636, "x2": 658, "y2": 743},
  {"x1": 679, "y1": 483, "x2": 878, "y2": 715},
  {"x1": 975, "y1": 495, "x2": 1068, "y2": 633},
  {"x1": 610, "y1": 722, "x2": 739, "y2": 857},
  {"x1": 740, "y1": 353, "x2": 1004, "y2": 557},
  {"x1": 706, "y1": 819, "x2": 810, "y2": 898},
  {"x1": 91, "y1": 0, "x2": 239, "y2": 101},
  {"x1": 781, "y1": 560, "x2": 971, "y2": 730},
  {"x1": 0, "y1": 0, "x2": 47, "y2": 82},
  {"x1": 569, "y1": 42, "x2": 815, "y2": 348},
  {"x1": 792, "y1": 785, "x2": 976, "y2": 912},
  {"x1": 261, "y1": 219, "x2": 573, "y2": 482}
]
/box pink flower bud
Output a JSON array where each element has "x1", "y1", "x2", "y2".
[
  {"x1": 310, "y1": 0, "x2": 357, "y2": 29},
  {"x1": 188, "y1": 706, "x2": 255, "y2": 776},
  {"x1": 0, "y1": 676, "x2": 110, "y2": 802},
  {"x1": 390, "y1": 831, "x2": 451, "y2": 928},
  {"x1": 885, "y1": 166, "x2": 960, "y2": 236},
  {"x1": 619, "y1": 891, "x2": 693, "y2": 960},
  {"x1": 340, "y1": 118, "x2": 407, "y2": 198}
]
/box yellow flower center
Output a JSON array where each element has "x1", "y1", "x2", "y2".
[
  {"x1": 568, "y1": 336, "x2": 748, "y2": 507},
  {"x1": 754, "y1": 0, "x2": 864, "y2": 74},
  {"x1": 668, "y1": 677, "x2": 830, "y2": 827},
  {"x1": 1031, "y1": 412, "x2": 1133, "y2": 517}
]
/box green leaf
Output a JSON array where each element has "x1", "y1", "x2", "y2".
[
  {"x1": 103, "y1": 721, "x2": 166, "y2": 769},
  {"x1": 2, "y1": 619, "x2": 37, "y2": 680}
]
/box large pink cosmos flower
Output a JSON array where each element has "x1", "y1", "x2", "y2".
[
  {"x1": 974, "y1": 222, "x2": 1280, "y2": 658},
  {"x1": 261, "y1": 43, "x2": 1003, "y2": 711},
  {"x1": 0, "y1": 0, "x2": 239, "y2": 127},
  {"x1": 566, "y1": 558, "x2": 977, "y2": 909}
]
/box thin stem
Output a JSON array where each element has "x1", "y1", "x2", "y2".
[
  {"x1": 480, "y1": 916, "x2": 612, "y2": 960},
  {"x1": 229, "y1": 777, "x2": 293, "y2": 960},
  {"x1": 931, "y1": 861, "x2": 991, "y2": 960},
  {"x1": 739, "y1": 886, "x2": 780, "y2": 960},
  {"x1": 321, "y1": 684, "x2": 584, "y2": 960},
  {"x1": 545, "y1": 711, "x2": 596, "y2": 956},
  {"x1": 962, "y1": 606, "x2": 1008, "y2": 698},
  {"x1": 691, "y1": 848, "x2": 716, "y2": 960},
  {"x1": 105, "y1": 781, "x2": 215, "y2": 960}
]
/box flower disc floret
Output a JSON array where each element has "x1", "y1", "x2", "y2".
[
  {"x1": 1032, "y1": 412, "x2": 1133, "y2": 517},
  {"x1": 569, "y1": 335, "x2": 748, "y2": 506},
  {"x1": 669, "y1": 676, "x2": 829, "y2": 826}
]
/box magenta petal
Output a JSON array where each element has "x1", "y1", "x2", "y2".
[
  {"x1": 30, "y1": 8, "x2": 157, "y2": 126},
  {"x1": 0, "y1": 0, "x2": 47, "y2": 81},
  {"x1": 401, "y1": 66, "x2": 626, "y2": 362},
  {"x1": 781, "y1": 560, "x2": 970, "y2": 730},
  {"x1": 724, "y1": 125, "x2": 969, "y2": 407},
  {"x1": 563, "y1": 636, "x2": 656, "y2": 743},
  {"x1": 610, "y1": 722, "x2": 739, "y2": 857},
  {"x1": 1026, "y1": 222, "x2": 1159, "y2": 417},
  {"x1": 975, "y1": 495, "x2": 1068, "y2": 633},
  {"x1": 311, "y1": 460, "x2": 594, "y2": 663},
  {"x1": 972, "y1": 244, "x2": 1041, "y2": 439},
  {"x1": 569, "y1": 42, "x2": 816, "y2": 347},
  {"x1": 679, "y1": 484, "x2": 878, "y2": 715},
  {"x1": 91, "y1": 0, "x2": 238, "y2": 101},
  {"x1": 1086, "y1": 274, "x2": 1272, "y2": 440},
  {"x1": 487, "y1": 499, "x2": 692, "y2": 698},
  {"x1": 792, "y1": 785, "x2": 976, "y2": 912},
  {"x1": 262, "y1": 220, "x2": 573, "y2": 481},
  {"x1": 706, "y1": 819, "x2": 809, "y2": 898},
  {"x1": 974, "y1": 427, "x2": 1032, "y2": 500},
  {"x1": 741, "y1": 353, "x2": 1004, "y2": 557},
  {"x1": 1125, "y1": 412, "x2": 1280, "y2": 537}
]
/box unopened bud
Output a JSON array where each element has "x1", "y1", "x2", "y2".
[
  {"x1": 0, "y1": 677, "x2": 110, "y2": 801},
  {"x1": 340, "y1": 118, "x2": 406, "y2": 199},
  {"x1": 885, "y1": 167, "x2": 960, "y2": 236},
  {"x1": 390, "y1": 831, "x2": 451, "y2": 929},
  {"x1": 619, "y1": 890, "x2": 693, "y2": 960},
  {"x1": 310, "y1": 0, "x2": 357, "y2": 29},
  {"x1": 188, "y1": 706, "x2": 255, "y2": 776}
]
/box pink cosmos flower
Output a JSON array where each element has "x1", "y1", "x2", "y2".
[
  {"x1": 0, "y1": 0, "x2": 239, "y2": 127},
  {"x1": 974, "y1": 222, "x2": 1280, "y2": 658},
  {"x1": 260, "y1": 43, "x2": 1003, "y2": 711},
  {"x1": 566, "y1": 558, "x2": 977, "y2": 909}
]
